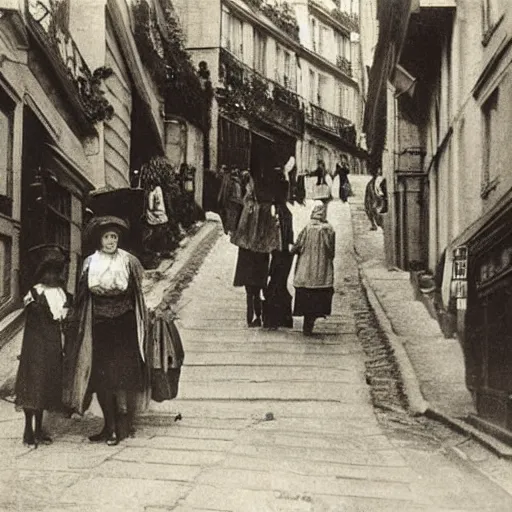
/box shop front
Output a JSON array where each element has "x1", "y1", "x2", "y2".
[{"x1": 463, "y1": 197, "x2": 512, "y2": 440}]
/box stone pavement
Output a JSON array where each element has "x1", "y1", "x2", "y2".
[
  {"x1": 348, "y1": 175, "x2": 476, "y2": 421},
  {"x1": 1, "y1": 197, "x2": 512, "y2": 510}
]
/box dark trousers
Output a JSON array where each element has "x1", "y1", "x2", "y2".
[{"x1": 245, "y1": 286, "x2": 262, "y2": 325}]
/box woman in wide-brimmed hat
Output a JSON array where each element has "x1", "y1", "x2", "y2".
[
  {"x1": 15, "y1": 244, "x2": 72, "y2": 446},
  {"x1": 63, "y1": 216, "x2": 149, "y2": 446}
]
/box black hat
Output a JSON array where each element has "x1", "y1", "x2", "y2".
[
  {"x1": 84, "y1": 215, "x2": 129, "y2": 249},
  {"x1": 29, "y1": 244, "x2": 69, "y2": 282}
]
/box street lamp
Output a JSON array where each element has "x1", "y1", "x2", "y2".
[{"x1": 183, "y1": 166, "x2": 196, "y2": 194}]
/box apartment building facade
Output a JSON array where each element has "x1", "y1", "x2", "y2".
[
  {"x1": 173, "y1": 0, "x2": 366, "y2": 181},
  {"x1": 364, "y1": 0, "x2": 512, "y2": 437}
]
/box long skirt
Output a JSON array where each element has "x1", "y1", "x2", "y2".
[
  {"x1": 263, "y1": 251, "x2": 294, "y2": 328},
  {"x1": 91, "y1": 310, "x2": 144, "y2": 392},
  {"x1": 15, "y1": 312, "x2": 63, "y2": 412},
  {"x1": 293, "y1": 287, "x2": 334, "y2": 318},
  {"x1": 233, "y1": 248, "x2": 270, "y2": 288}
]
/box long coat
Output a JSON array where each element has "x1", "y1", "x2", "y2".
[
  {"x1": 15, "y1": 288, "x2": 73, "y2": 411},
  {"x1": 62, "y1": 251, "x2": 149, "y2": 415},
  {"x1": 292, "y1": 220, "x2": 335, "y2": 289}
]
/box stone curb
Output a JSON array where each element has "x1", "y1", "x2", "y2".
[
  {"x1": 359, "y1": 270, "x2": 429, "y2": 416},
  {"x1": 360, "y1": 267, "x2": 512, "y2": 459},
  {"x1": 143, "y1": 220, "x2": 222, "y2": 312}
]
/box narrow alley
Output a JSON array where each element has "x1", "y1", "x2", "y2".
[{"x1": 2, "y1": 177, "x2": 512, "y2": 511}]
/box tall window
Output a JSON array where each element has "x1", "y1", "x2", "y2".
[
  {"x1": 284, "y1": 51, "x2": 291, "y2": 88},
  {"x1": 253, "y1": 30, "x2": 266, "y2": 74},
  {"x1": 318, "y1": 75, "x2": 328, "y2": 108},
  {"x1": 335, "y1": 33, "x2": 350, "y2": 60},
  {"x1": 319, "y1": 25, "x2": 329, "y2": 58},
  {"x1": 482, "y1": 87, "x2": 499, "y2": 191},
  {"x1": 309, "y1": 70, "x2": 316, "y2": 103},
  {"x1": 336, "y1": 84, "x2": 344, "y2": 117},
  {"x1": 222, "y1": 8, "x2": 243, "y2": 58},
  {"x1": 0, "y1": 89, "x2": 14, "y2": 217},
  {"x1": 310, "y1": 17, "x2": 317, "y2": 51}
]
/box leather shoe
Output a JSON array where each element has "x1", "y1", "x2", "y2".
[
  {"x1": 106, "y1": 432, "x2": 119, "y2": 446},
  {"x1": 35, "y1": 431, "x2": 53, "y2": 445},
  {"x1": 89, "y1": 428, "x2": 109, "y2": 443},
  {"x1": 23, "y1": 428, "x2": 35, "y2": 446}
]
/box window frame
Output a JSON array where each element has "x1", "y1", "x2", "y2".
[
  {"x1": 253, "y1": 29, "x2": 267, "y2": 75},
  {"x1": 481, "y1": 87, "x2": 499, "y2": 197},
  {"x1": 0, "y1": 88, "x2": 15, "y2": 217}
]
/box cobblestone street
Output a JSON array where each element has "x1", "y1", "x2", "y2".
[{"x1": 1, "y1": 184, "x2": 512, "y2": 511}]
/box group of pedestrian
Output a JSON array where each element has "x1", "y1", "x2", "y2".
[
  {"x1": 13, "y1": 155, "x2": 385, "y2": 448},
  {"x1": 14, "y1": 215, "x2": 167, "y2": 447},
  {"x1": 224, "y1": 158, "x2": 336, "y2": 337}
]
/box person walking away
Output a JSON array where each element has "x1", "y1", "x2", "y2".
[
  {"x1": 15, "y1": 244, "x2": 72, "y2": 446},
  {"x1": 232, "y1": 174, "x2": 279, "y2": 327},
  {"x1": 291, "y1": 202, "x2": 335, "y2": 336},
  {"x1": 263, "y1": 168, "x2": 294, "y2": 329},
  {"x1": 63, "y1": 216, "x2": 149, "y2": 446},
  {"x1": 335, "y1": 158, "x2": 352, "y2": 203}
]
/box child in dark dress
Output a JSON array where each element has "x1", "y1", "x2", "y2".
[{"x1": 15, "y1": 244, "x2": 71, "y2": 446}]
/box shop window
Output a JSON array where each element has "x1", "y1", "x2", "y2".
[
  {"x1": 218, "y1": 118, "x2": 250, "y2": 171},
  {"x1": 0, "y1": 89, "x2": 14, "y2": 217}
]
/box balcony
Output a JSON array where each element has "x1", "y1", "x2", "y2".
[
  {"x1": 218, "y1": 48, "x2": 304, "y2": 136},
  {"x1": 305, "y1": 103, "x2": 356, "y2": 146},
  {"x1": 26, "y1": 0, "x2": 113, "y2": 126},
  {"x1": 310, "y1": 1, "x2": 359, "y2": 33},
  {"x1": 331, "y1": 9, "x2": 359, "y2": 32},
  {"x1": 336, "y1": 55, "x2": 352, "y2": 77}
]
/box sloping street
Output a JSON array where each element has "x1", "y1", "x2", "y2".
[{"x1": 2, "y1": 182, "x2": 512, "y2": 511}]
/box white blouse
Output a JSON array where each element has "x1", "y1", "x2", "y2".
[
  {"x1": 87, "y1": 248, "x2": 130, "y2": 295},
  {"x1": 24, "y1": 284, "x2": 68, "y2": 321}
]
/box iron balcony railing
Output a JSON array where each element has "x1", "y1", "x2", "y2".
[
  {"x1": 27, "y1": 0, "x2": 95, "y2": 121},
  {"x1": 219, "y1": 48, "x2": 304, "y2": 135},
  {"x1": 305, "y1": 102, "x2": 356, "y2": 146},
  {"x1": 336, "y1": 55, "x2": 352, "y2": 77}
]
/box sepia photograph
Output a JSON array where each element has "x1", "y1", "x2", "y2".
[{"x1": 0, "y1": 0, "x2": 512, "y2": 510}]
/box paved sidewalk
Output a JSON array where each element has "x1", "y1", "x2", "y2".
[{"x1": 348, "y1": 176, "x2": 475, "y2": 420}]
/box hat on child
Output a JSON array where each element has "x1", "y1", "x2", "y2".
[{"x1": 29, "y1": 244, "x2": 69, "y2": 282}]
